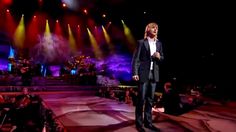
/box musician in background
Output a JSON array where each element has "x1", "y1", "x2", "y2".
[
  {"x1": 12, "y1": 87, "x2": 42, "y2": 131},
  {"x1": 14, "y1": 87, "x2": 32, "y2": 109},
  {"x1": 20, "y1": 59, "x2": 32, "y2": 86},
  {"x1": 88, "y1": 63, "x2": 97, "y2": 85},
  {"x1": 161, "y1": 81, "x2": 182, "y2": 115}
]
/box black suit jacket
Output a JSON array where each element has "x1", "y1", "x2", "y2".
[{"x1": 132, "y1": 38, "x2": 164, "y2": 82}]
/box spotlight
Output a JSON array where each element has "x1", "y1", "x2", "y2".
[
  {"x1": 83, "y1": 9, "x2": 88, "y2": 14},
  {"x1": 62, "y1": 3, "x2": 67, "y2": 8}
]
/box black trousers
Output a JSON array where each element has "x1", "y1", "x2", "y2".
[{"x1": 135, "y1": 70, "x2": 156, "y2": 127}]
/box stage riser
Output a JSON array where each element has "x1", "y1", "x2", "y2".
[{"x1": 0, "y1": 86, "x2": 98, "y2": 92}]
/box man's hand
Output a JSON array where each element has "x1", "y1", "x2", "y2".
[
  {"x1": 153, "y1": 52, "x2": 160, "y2": 60},
  {"x1": 132, "y1": 75, "x2": 139, "y2": 81}
]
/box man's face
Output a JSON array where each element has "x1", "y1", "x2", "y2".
[{"x1": 148, "y1": 25, "x2": 158, "y2": 37}]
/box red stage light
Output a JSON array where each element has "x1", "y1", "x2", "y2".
[
  {"x1": 38, "y1": 0, "x2": 43, "y2": 6},
  {"x1": 83, "y1": 9, "x2": 88, "y2": 14},
  {"x1": 2, "y1": 0, "x2": 12, "y2": 5}
]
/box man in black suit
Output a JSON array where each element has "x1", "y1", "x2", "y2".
[{"x1": 132, "y1": 22, "x2": 164, "y2": 132}]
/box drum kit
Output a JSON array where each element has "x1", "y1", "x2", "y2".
[{"x1": 65, "y1": 55, "x2": 92, "y2": 72}]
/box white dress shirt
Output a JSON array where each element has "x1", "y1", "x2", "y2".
[{"x1": 147, "y1": 37, "x2": 156, "y2": 70}]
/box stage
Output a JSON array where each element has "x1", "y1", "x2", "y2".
[{"x1": 38, "y1": 91, "x2": 236, "y2": 132}]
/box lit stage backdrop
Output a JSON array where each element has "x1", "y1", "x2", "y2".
[{"x1": 0, "y1": 45, "x2": 10, "y2": 71}]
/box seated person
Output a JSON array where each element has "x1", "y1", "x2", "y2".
[
  {"x1": 14, "y1": 87, "x2": 31, "y2": 109},
  {"x1": 10, "y1": 87, "x2": 42, "y2": 131},
  {"x1": 161, "y1": 82, "x2": 182, "y2": 115}
]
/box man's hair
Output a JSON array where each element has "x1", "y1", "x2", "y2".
[{"x1": 144, "y1": 22, "x2": 158, "y2": 39}]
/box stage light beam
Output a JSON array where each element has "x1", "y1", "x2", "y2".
[
  {"x1": 54, "y1": 20, "x2": 63, "y2": 37},
  {"x1": 5, "y1": 9, "x2": 16, "y2": 37},
  {"x1": 26, "y1": 13, "x2": 40, "y2": 47},
  {"x1": 68, "y1": 24, "x2": 77, "y2": 54},
  {"x1": 44, "y1": 19, "x2": 51, "y2": 36},
  {"x1": 121, "y1": 20, "x2": 136, "y2": 51},
  {"x1": 13, "y1": 14, "x2": 25, "y2": 48},
  {"x1": 87, "y1": 28, "x2": 102, "y2": 59},
  {"x1": 102, "y1": 25, "x2": 114, "y2": 53}
]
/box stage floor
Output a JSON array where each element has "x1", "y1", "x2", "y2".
[{"x1": 40, "y1": 92, "x2": 236, "y2": 132}]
